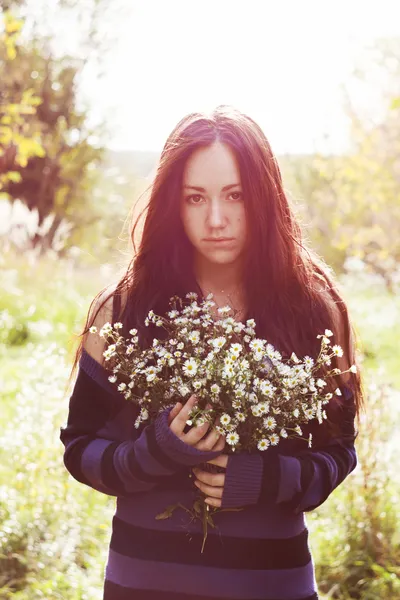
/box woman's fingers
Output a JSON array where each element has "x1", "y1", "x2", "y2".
[
  {"x1": 193, "y1": 479, "x2": 224, "y2": 499},
  {"x1": 169, "y1": 395, "x2": 198, "y2": 436},
  {"x1": 168, "y1": 402, "x2": 182, "y2": 424},
  {"x1": 207, "y1": 453, "x2": 229, "y2": 468},
  {"x1": 183, "y1": 420, "x2": 211, "y2": 445},
  {"x1": 194, "y1": 426, "x2": 223, "y2": 452},
  {"x1": 192, "y1": 468, "x2": 225, "y2": 488}
]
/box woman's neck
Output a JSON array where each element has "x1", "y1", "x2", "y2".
[
  {"x1": 194, "y1": 256, "x2": 242, "y2": 294},
  {"x1": 194, "y1": 255, "x2": 246, "y2": 318}
]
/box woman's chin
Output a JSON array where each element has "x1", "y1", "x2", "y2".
[{"x1": 200, "y1": 250, "x2": 243, "y2": 267}]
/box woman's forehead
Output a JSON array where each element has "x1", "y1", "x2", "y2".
[{"x1": 182, "y1": 142, "x2": 241, "y2": 188}]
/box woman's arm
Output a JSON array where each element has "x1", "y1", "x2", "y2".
[
  {"x1": 60, "y1": 364, "x2": 221, "y2": 497},
  {"x1": 221, "y1": 388, "x2": 357, "y2": 512},
  {"x1": 60, "y1": 290, "x2": 221, "y2": 497}
]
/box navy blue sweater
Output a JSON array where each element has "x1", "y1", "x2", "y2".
[{"x1": 60, "y1": 347, "x2": 357, "y2": 600}]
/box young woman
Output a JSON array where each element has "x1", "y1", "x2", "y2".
[{"x1": 60, "y1": 105, "x2": 362, "y2": 600}]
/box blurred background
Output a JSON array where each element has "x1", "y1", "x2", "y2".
[{"x1": 1, "y1": 0, "x2": 399, "y2": 598}]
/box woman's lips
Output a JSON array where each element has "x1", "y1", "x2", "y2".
[{"x1": 204, "y1": 238, "x2": 235, "y2": 243}]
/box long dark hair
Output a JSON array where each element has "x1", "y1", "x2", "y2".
[{"x1": 70, "y1": 105, "x2": 364, "y2": 427}]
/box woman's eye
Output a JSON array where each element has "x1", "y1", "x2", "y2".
[
  {"x1": 229, "y1": 191, "x2": 242, "y2": 201},
  {"x1": 187, "y1": 194, "x2": 204, "y2": 204}
]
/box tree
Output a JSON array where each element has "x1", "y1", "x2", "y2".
[{"x1": 0, "y1": 10, "x2": 44, "y2": 192}]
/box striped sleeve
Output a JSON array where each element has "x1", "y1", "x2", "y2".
[
  {"x1": 222, "y1": 390, "x2": 357, "y2": 513},
  {"x1": 60, "y1": 352, "x2": 221, "y2": 497}
]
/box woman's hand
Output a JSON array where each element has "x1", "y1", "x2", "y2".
[
  {"x1": 167, "y1": 395, "x2": 225, "y2": 452},
  {"x1": 192, "y1": 454, "x2": 229, "y2": 507}
]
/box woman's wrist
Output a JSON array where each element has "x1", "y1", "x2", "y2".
[
  {"x1": 221, "y1": 452, "x2": 264, "y2": 508},
  {"x1": 154, "y1": 408, "x2": 222, "y2": 467}
]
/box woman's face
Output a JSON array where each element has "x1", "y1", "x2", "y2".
[{"x1": 180, "y1": 142, "x2": 247, "y2": 268}]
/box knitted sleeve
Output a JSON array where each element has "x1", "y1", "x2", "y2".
[
  {"x1": 221, "y1": 387, "x2": 357, "y2": 513},
  {"x1": 60, "y1": 349, "x2": 221, "y2": 497}
]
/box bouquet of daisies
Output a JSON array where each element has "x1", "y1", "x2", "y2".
[
  {"x1": 90, "y1": 292, "x2": 356, "y2": 452},
  {"x1": 89, "y1": 292, "x2": 356, "y2": 551}
]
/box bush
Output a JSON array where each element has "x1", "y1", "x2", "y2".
[
  {"x1": 309, "y1": 381, "x2": 400, "y2": 599},
  {"x1": 0, "y1": 344, "x2": 114, "y2": 599}
]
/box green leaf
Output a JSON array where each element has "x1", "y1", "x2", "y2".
[{"x1": 155, "y1": 503, "x2": 180, "y2": 520}]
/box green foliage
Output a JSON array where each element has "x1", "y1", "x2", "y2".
[
  {"x1": 0, "y1": 6, "x2": 106, "y2": 254},
  {"x1": 0, "y1": 11, "x2": 44, "y2": 191},
  {"x1": 309, "y1": 381, "x2": 400, "y2": 599}
]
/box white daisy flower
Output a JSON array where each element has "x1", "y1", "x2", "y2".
[
  {"x1": 295, "y1": 425, "x2": 303, "y2": 436},
  {"x1": 251, "y1": 404, "x2": 262, "y2": 417},
  {"x1": 250, "y1": 338, "x2": 265, "y2": 353},
  {"x1": 304, "y1": 356, "x2": 314, "y2": 369},
  {"x1": 280, "y1": 428, "x2": 288, "y2": 438},
  {"x1": 235, "y1": 411, "x2": 246, "y2": 422},
  {"x1": 188, "y1": 331, "x2": 201, "y2": 344},
  {"x1": 304, "y1": 408, "x2": 314, "y2": 420},
  {"x1": 192, "y1": 381, "x2": 202, "y2": 391},
  {"x1": 126, "y1": 345, "x2": 134, "y2": 355},
  {"x1": 99, "y1": 322, "x2": 113, "y2": 337},
  {"x1": 259, "y1": 402, "x2": 270, "y2": 415},
  {"x1": 350, "y1": 365, "x2": 357, "y2": 373},
  {"x1": 218, "y1": 306, "x2": 232, "y2": 314},
  {"x1": 240, "y1": 359, "x2": 250, "y2": 370},
  {"x1": 259, "y1": 380, "x2": 275, "y2": 397},
  {"x1": 290, "y1": 352, "x2": 301, "y2": 364},
  {"x1": 220, "y1": 413, "x2": 231, "y2": 426},
  {"x1": 230, "y1": 343, "x2": 243, "y2": 356},
  {"x1": 89, "y1": 325, "x2": 97, "y2": 334},
  {"x1": 212, "y1": 336, "x2": 227, "y2": 350},
  {"x1": 332, "y1": 345, "x2": 343, "y2": 357},
  {"x1": 293, "y1": 408, "x2": 300, "y2": 418},
  {"x1": 335, "y1": 388, "x2": 342, "y2": 396},
  {"x1": 325, "y1": 329, "x2": 333, "y2": 337},
  {"x1": 174, "y1": 351, "x2": 182, "y2": 358},
  {"x1": 257, "y1": 438, "x2": 270, "y2": 451},
  {"x1": 210, "y1": 383, "x2": 220, "y2": 395},
  {"x1": 108, "y1": 375, "x2": 117, "y2": 383},
  {"x1": 269, "y1": 433, "x2": 279, "y2": 446},
  {"x1": 140, "y1": 408, "x2": 149, "y2": 420},
  {"x1": 118, "y1": 382, "x2": 127, "y2": 392},
  {"x1": 316, "y1": 378, "x2": 327, "y2": 388},
  {"x1": 183, "y1": 358, "x2": 198, "y2": 377},
  {"x1": 226, "y1": 431, "x2": 239, "y2": 446},
  {"x1": 263, "y1": 416, "x2": 276, "y2": 430},
  {"x1": 179, "y1": 385, "x2": 191, "y2": 397},
  {"x1": 223, "y1": 365, "x2": 235, "y2": 378},
  {"x1": 129, "y1": 328, "x2": 138, "y2": 335}
]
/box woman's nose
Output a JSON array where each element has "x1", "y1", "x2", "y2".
[{"x1": 208, "y1": 199, "x2": 225, "y2": 228}]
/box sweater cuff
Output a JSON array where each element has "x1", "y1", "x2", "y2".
[
  {"x1": 154, "y1": 408, "x2": 222, "y2": 467},
  {"x1": 221, "y1": 452, "x2": 263, "y2": 508}
]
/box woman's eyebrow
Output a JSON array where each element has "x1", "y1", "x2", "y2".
[{"x1": 183, "y1": 183, "x2": 241, "y2": 192}]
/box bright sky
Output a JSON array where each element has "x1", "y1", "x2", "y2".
[{"x1": 79, "y1": 0, "x2": 399, "y2": 154}]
